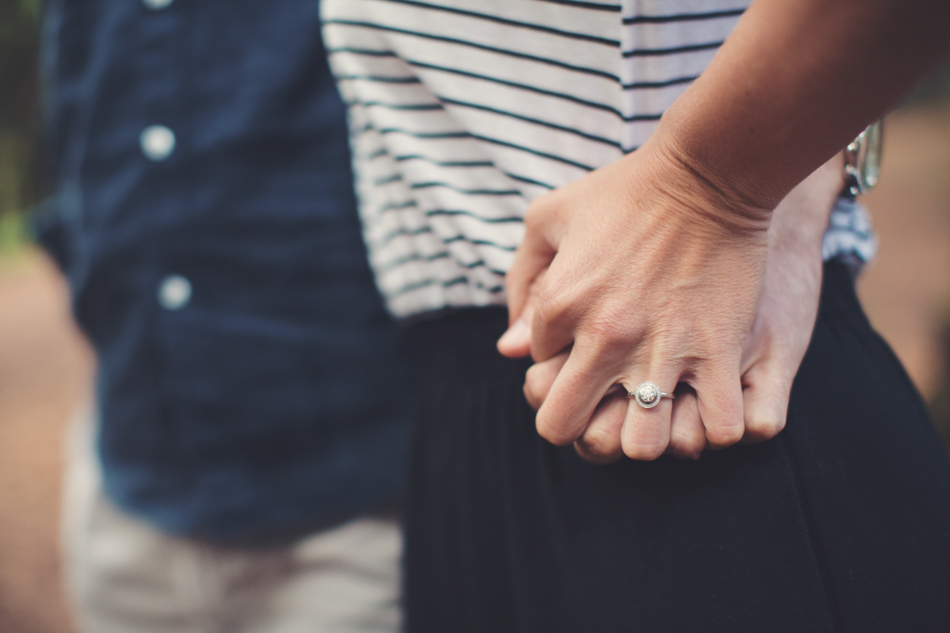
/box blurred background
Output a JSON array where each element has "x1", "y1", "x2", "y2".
[{"x1": 2, "y1": 2, "x2": 950, "y2": 631}]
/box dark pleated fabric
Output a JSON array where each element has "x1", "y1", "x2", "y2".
[{"x1": 404, "y1": 262, "x2": 950, "y2": 633}]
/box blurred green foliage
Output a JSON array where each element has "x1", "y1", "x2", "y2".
[{"x1": 0, "y1": 0, "x2": 41, "y2": 257}]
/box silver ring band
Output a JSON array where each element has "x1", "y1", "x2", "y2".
[{"x1": 627, "y1": 381, "x2": 675, "y2": 409}]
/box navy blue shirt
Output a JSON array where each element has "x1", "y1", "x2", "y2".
[{"x1": 40, "y1": 0, "x2": 412, "y2": 541}]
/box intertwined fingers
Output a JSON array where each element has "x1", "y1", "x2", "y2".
[
  {"x1": 690, "y1": 358, "x2": 746, "y2": 449},
  {"x1": 739, "y1": 351, "x2": 793, "y2": 443},
  {"x1": 666, "y1": 386, "x2": 705, "y2": 459},
  {"x1": 619, "y1": 369, "x2": 681, "y2": 461},
  {"x1": 523, "y1": 352, "x2": 569, "y2": 410},
  {"x1": 574, "y1": 388, "x2": 627, "y2": 465},
  {"x1": 534, "y1": 344, "x2": 618, "y2": 446}
]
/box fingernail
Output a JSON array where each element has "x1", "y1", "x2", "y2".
[{"x1": 497, "y1": 319, "x2": 528, "y2": 349}]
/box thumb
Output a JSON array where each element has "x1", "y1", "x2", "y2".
[
  {"x1": 504, "y1": 209, "x2": 556, "y2": 325},
  {"x1": 497, "y1": 317, "x2": 531, "y2": 357},
  {"x1": 498, "y1": 264, "x2": 548, "y2": 358}
]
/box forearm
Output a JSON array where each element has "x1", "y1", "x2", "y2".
[{"x1": 659, "y1": 0, "x2": 950, "y2": 214}]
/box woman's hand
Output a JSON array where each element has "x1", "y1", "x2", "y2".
[
  {"x1": 499, "y1": 136, "x2": 840, "y2": 462},
  {"x1": 497, "y1": 135, "x2": 772, "y2": 461}
]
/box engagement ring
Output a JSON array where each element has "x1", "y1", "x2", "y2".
[{"x1": 628, "y1": 381, "x2": 675, "y2": 409}]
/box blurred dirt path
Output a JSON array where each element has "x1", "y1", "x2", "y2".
[{"x1": 0, "y1": 251, "x2": 91, "y2": 633}]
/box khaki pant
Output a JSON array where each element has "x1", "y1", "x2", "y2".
[{"x1": 61, "y1": 407, "x2": 402, "y2": 633}]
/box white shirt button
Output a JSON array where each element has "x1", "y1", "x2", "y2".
[
  {"x1": 140, "y1": 125, "x2": 176, "y2": 161},
  {"x1": 142, "y1": 0, "x2": 174, "y2": 9},
  {"x1": 158, "y1": 275, "x2": 192, "y2": 310}
]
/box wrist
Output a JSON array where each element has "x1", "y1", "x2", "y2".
[
  {"x1": 768, "y1": 153, "x2": 845, "y2": 256},
  {"x1": 642, "y1": 123, "x2": 774, "y2": 237}
]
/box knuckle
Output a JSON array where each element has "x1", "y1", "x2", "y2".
[
  {"x1": 580, "y1": 310, "x2": 644, "y2": 363},
  {"x1": 705, "y1": 420, "x2": 744, "y2": 447},
  {"x1": 523, "y1": 194, "x2": 557, "y2": 230},
  {"x1": 745, "y1": 414, "x2": 786, "y2": 441},
  {"x1": 584, "y1": 324, "x2": 625, "y2": 356},
  {"x1": 535, "y1": 416, "x2": 580, "y2": 447},
  {"x1": 524, "y1": 364, "x2": 545, "y2": 395},
  {"x1": 575, "y1": 428, "x2": 621, "y2": 463},
  {"x1": 622, "y1": 437, "x2": 668, "y2": 461},
  {"x1": 534, "y1": 287, "x2": 573, "y2": 330},
  {"x1": 669, "y1": 431, "x2": 705, "y2": 459},
  {"x1": 523, "y1": 381, "x2": 541, "y2": 410},
  {"x1": 523, "y1": 203, "x2": 545, "y2": 231}
]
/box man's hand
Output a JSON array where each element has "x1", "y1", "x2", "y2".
[{"x1": 499, "y1": 148, "x2": 843, "y2": 464}]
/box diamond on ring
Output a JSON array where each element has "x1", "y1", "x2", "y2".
[{"x1": 628, "y1": 381, "x2": 673, "y2": 409}]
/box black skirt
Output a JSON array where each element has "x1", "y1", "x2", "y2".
[{"x1": 403, "y1": 261, "x2": 950, "y2": 633}]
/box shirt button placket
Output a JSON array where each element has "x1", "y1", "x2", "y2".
[{"x1": 142, "y1": 0, "x2": 188, "y2": 311}]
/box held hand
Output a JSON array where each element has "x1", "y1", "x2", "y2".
[
  {"x1": 498, "y1": 136, "x2": 772, "y2": 461},
  {"x1": 500, "y1": 152, "x2": 844, "y2": 463}
]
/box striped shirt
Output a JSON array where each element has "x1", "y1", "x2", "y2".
[{"x1": 322, "y1": 0, "x2": 876, "y2": 319}]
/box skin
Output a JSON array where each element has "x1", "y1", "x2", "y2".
[
  {"x1": 497, "y1": 0, "x2": 950, "y2": 461},
  {"x1": 500, "y1": 155, "x2": 843, "y2": 463}
]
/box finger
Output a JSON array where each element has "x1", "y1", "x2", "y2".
[
  {"x1": 574, "y1": 388, "x2": 627, "y2": 465},
  {"x1": 693, "y1": 361, "x2": 745, "y2": 449},
  {"x1": 523, "y1": 351, "x2": 569, "y2": 410},
  {"x1": 505, "y1": 210, "x2": 556, "y2": 326},
  {"x1": 498, "y1": 318, "x2": 532, "y2": 358},
  {"x1": 535, "y1": 344, "x2": 616, "y2": 446},
  {"x1": 740, "y1": 359, "x2": 791, "y2": 444},
  {"x1": 528, "y1": 259, "x2": 587, "y2": 362},
  {"x1": 620, "y1": 370, "x2": 680, "y2": 461},
  {"x1": 666, "y1": 385, "x2": 706, "y2": 459},
  {"x1": 498, "y1": 268, "x2": 546, "y2": 358}
]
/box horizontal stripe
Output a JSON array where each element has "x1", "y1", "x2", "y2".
[
  {"x1": 378, "y1": 251, "x2": 453, "y2": 275},
  {"x1": 373, "y1": 173, "x2": 404, "y2": 186},
  {"x1": 386, "y1": 275, "x2": 505, "y2": 302},
  {"x1": 622, "y1": 74, "x2": 697, "y2": 90},
  {"x1": 375, "y1": 200, "x2": 417, "y2": 214},
  {"x1": 503, "y1": 172, "x2": 556, "y2": 190},
  {"x1": 336, "y1": 74, "x2": 422, "y2": 83},
  {"x1": 369, "y1": 215, "x2": 521, "y2": 246},
  {"x1": 324, "y1": 22, "x2": 620, "y2": 81},
  {"x1": 535, "y1": 0, "x2": 620, "y2": 11},
  {"x1": 376, "y1": 0, "x2": 620, "y2": 46},
  {"x1": 326, "y1": 47, "x2": 399, "y2": 57},
  {"x1": 424, "y1": 209, "x2": 523, "y2": 223},
  {"x1": 438, "y1": 97, "x2": 622, "y2": 148},
  {"x1": 370, "y1": 224, "x2": 433, "y2": 250},
  {"x1": 444, "y1": 235, "x2": 517, "y2": 251},
  {"x1": 378, "y1": 251, "x2": 507, "y2": 276},
  {"x1": 355, "y1": 122, "x2": 598, "y2": 171},
  {"x1": 467, "y1": 132, "x2": 596, "y2": 171},
  {"x1": 374, "y1": 127, "x2": 469, "y2": 139},
  {"x1": 406, "y1": 59, "x2": 622, "y2": 115},
  {"x1": 346, "y1": 57, "x2": 679, "y2": 121},
  {"x1": 347, "y1": 100, "x2": 443, "y2": 110},
  {"x1": 394, "y1": 154, "x2": 495, "y2": 168},
  {"x1": 410, "y1": 181, "x2": 523, "y2": 196},
  {"x1": 622, "y1": 40, "x2": 723, "y2": 58},
  {"x1": 622, "y1": 8, "x2": 744, "y2": 25},
  {"x1": 389, "y1": 275, "x2": 469, "y2": 297}
]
